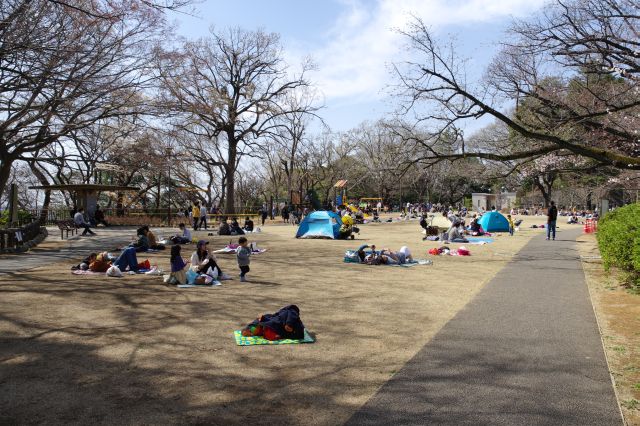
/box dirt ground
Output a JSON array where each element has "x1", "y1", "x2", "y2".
[
  {"x1": 0, "y1": 215, "x2": 561, "y2": 425},
  {"x1": 578, "y1": 233, "x2": 640, "y2": 425}
]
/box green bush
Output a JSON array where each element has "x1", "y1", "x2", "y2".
[
  {"x1": 597, "y1": 203, "x2": 640, "y2": 287},
  {"x1": 0, "y1": 210, "x2": 34, "y2": 226}
]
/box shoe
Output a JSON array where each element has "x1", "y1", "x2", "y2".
[
  {"x1": 220, "y1": 273, "x2": 232, "y2": 280},
  {"x1": 240, "y1": 277, "x2": 248, "y2": 282},
  {"x1": 545, "y1": 237, "x2": 550, "y2": 240}
]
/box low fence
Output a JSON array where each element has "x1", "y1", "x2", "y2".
[
  {"x1": 0, "y1": 221, "x2": 47, "y2": 253},
  {"x1": 26, "y1": 207, "x2": 263, "y2": 226}
]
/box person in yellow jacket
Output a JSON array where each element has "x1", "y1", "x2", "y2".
[{"x1": 192, "y1": 202, "x2": 201, "y2": 230}]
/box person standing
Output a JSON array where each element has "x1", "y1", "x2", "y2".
[
  {"x1": 199, "y1": 204, "x2": 208, "y2": 230},
  {"x1": 237, "y1": 236, "x2": 251, "y2": 282},
  {"x1": 547, "y1": 201, "x2": 558, "y2": 241},
  {"x1": 260, "y1": 205, "x2": 268, "y2": 226},
  {"x1": 192, "y1": 202, "x2": 201, "y2": 230}
]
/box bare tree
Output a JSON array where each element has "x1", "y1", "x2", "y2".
[
  {"x1": 156, "y1": 27, "x2": 313, "y2": 213},
  {"x1": 0, "y1": 0, "x2": 165, "y2": 200},
  {"x1": 392, "y1": 0, "x2": 640, "y2": 171}
]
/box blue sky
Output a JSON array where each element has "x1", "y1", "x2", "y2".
[{"x1": 171, "y1": 0, "x2": 547, "y2": 132}]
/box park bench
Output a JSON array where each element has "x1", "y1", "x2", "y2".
[{"x1": 56, "y1": 220, "x2": 78, "y2": 239}]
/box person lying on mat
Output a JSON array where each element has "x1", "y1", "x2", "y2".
[
  {"x1": 241, "y1": 304, "x2": 305, "y2": 340},
  {"x1": 378, "y1": 246, "x2": 413, "y2": 265},
  {"x1": 190, "y1": 240, "x2": 231, "y2": 280},
  {"x1": 89, "y1": 252, "x2": 113, "y2": 272}
]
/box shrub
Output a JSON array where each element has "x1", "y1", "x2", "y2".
[{"x1": 597, "y1": 203, "x2": 640, "y2": 287}]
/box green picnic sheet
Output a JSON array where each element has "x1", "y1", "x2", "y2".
[{"x1": 233, "y1": 329, "x2": 315, "y2": 346}]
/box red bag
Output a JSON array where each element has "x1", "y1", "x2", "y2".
[{"x1": 428, "y1": 248, "x2": 440, "y2": 256}]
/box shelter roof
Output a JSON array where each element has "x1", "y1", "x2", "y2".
[{"x1": 28, "y1": 184, "x2": 139, "y2": 192}]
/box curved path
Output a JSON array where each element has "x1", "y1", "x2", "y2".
[
  {"x1": 0, "y1": 227, "x2": 138, "y2": 274},
  {"x1": 348, "y1": 228, "x2": 622, "y2": 425}
]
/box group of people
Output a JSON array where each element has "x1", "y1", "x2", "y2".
[
  {"x1": 168, "y1": 234, "x2": 255, "y2": 284},
  {"x1": 354, "y1": 244, "x2": 414, "y2": 265}
]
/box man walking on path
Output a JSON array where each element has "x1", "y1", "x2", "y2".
[{"x1": 547, "y1": 200, "x2": 558, "y2": 240}]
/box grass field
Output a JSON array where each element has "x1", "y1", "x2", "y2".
[{"x1": 0, "y1": 215, "x2": 579, "y2": 424}]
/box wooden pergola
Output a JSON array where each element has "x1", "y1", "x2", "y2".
[{"x1": 28, "y1": 184, "x2": 140, "y2": 218}]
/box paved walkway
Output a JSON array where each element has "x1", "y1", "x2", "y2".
[
  {"x1": 0, "y1": 227, "x2": 138, "y2": 274},
  {"x1": 348, "y1": 229, "x2": 622, "y2": 425}
]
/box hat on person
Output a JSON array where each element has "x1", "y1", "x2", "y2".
[{"x1": 197, "y1": 240, "x2": 209, "y2": 247}]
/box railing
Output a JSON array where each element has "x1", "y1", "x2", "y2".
[{"x1": 0, "y1": 222, "x2": 44, "y2": 252}]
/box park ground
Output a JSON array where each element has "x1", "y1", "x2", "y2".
[{"x1": 0, "y1": 215, "x2": 635, "y2": 424}]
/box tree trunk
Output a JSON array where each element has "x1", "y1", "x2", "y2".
[
  {"x1": 0, "y1": 158, "x2": 14, "y2": 202},
  {"x1": 39, "y1": 190, "x2": 51, "y2": 225},
  {"x1": 224, "y1": 136, "x2": 237, "y2": 214}
]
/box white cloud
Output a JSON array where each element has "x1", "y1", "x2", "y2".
[{"x1": 305, "y1": 0, "x2": 548, "y2": 101}]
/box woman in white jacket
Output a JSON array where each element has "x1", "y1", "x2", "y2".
[{"x1": 190, "y1": 240, "x2": 231, "y2": 280}]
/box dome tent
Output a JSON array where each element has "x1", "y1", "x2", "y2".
[
  {"x1": 478, "y1": 211, "x2": 510, "y2": 232},
  {"x1": 295, "y1": 211, "x2": 342, "y2": 239}
]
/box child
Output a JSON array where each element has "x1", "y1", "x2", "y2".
[
  {"x1": 237, "y1": 236, "x2": 251, "y2": 282},
  {"x1": 169, "y1": 244, "x2": 188, "y2": 285},
  {"x1": 507, "y1": 214, "x2": 515, "y2": 236}
]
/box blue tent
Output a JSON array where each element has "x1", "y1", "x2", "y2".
[
  {"x1": 478, "y1": 211, "x2": 510, "y2": 232},
  {"x1": 296, "y1": 211, "x2": 342, "y2": 239}
]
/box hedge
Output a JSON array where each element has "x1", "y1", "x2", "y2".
[{"x1": 597, "y1": 203, "x2": 640, "y2": 286}]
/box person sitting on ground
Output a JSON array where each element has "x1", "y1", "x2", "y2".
[
  {"x1": 143, "y1": 226, "x2": 165, "y2": 250},
  {"x1": 128, "y1": 227, "x2": 150, "y2": 252},
  {"x1": 243, "y1": 217, "x2": 254, "y2": 232},
  {"x1": 218, "y1": 219, "x2": 231, "y2": 236},
  {"x1": 168, "y1": 244, "x2": 189, "y2": 285},
  {"x1": 567, "y1": 215, "x2": 579, "y2": 224},
  {"x1": 230, "y1": 218, "x2": 245, "y2": 235},
  {"x1": 356, "y1": 244, "x2": 378, "y2": 263},
  {"x1": 170, "y1": 223, "x2": 191, "y2": 244},
  {"x1": 241, "y1": 304, "x2": 305, "y2": 340},
  {"x1": 190, "y1": 240, "x2": 231, "y2": 280},
  {"x1": 74, "y1": 207, "x2": 96, "y2": 236},
  {"x1": 447, "y1": 225, "x2": 469, "y2": 243},
  {"x1": 94, "y1": 206, "x2": 109, "y2": 227}
]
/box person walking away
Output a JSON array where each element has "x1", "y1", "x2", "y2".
[
  {"x1": 199, "y1": 204, "x2": 208, "y2": 230},
  {"x1": 547, "y1": 201, "x2": 558, "y2": 240},
  {"x1": 237, "y1": 236, "x2": 251, "y2": 282},
  {"x1": 192, "y1": 202, "x2": 201, "y2": 230},
  {"x1": 260, "y1": 206, "x2": 268, "y2": 226},
  {"x1": 74, "y1": 207, "x2": 96, "y2": 236},
  {"x1": 507, "y1": 214, "x2": 515, "y2": 236}
]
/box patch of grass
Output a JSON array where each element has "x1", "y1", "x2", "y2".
[
  {"x1": 622, "y1": 399, "x2": 640, "y2": 410},
  {"x1": 624, "y1": 366, "x2": 640, "y2": 373},
  {"x1": 613, "y1": 345, "x2": 627, "y2": 353},
  {"x1": 633, "y1": 383, "x2": 640, "y2": 391}
]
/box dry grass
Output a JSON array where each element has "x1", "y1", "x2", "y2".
[
  {"x1": 0, "y1": 215, "x2": 545, "y2": 425},
  {"x1": 578, "y1": 233, "x2": 640, "y2": 425}
]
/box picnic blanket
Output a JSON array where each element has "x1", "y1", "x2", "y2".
[
  {"x1": 213, "y1": 246, "x2": 268, "y2": 254},
  {"x1": 72, "y1": 270, "x2": 104, "y2": 275},
  {"x1": 448, "y1": 237, "x2": 494, "y2": 245},
  {"x1": 233, "y1": 329, "x2": 315, "y2": 346},
  {"x1": 177, "y1": 281, "x2": 221, "y2": 288}
]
